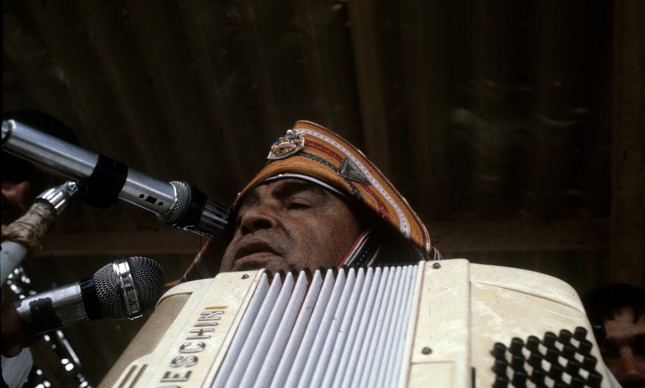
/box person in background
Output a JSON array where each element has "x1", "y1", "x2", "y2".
[
  {"x1": 583, "y1": 283, "x2": 645, "y2": 388},
  {"x1": 1, "y1": 111, "x2": 76, "y2": 357},
  {"x1": 2, "y1": 138, "x2": 60, "y2": 359},
  {"x1": 1, "y1": 111, "x2": 88, "y2": 387}
]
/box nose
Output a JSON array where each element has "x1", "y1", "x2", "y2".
[
  {"x1": 238, "y1": 203, "x2": 279, "y2": 235},
  {"x1": 617, "y1": 348, "x2": 645, "y2": 385}
]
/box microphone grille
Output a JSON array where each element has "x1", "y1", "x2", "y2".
[
  {"x1": 94, "y1": 256, "x2": 166, "y2": 319},
  {"x1": 159, "y1": 181, "x2": 191, "y2": 223}
]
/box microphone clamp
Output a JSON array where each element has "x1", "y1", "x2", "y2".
[
  {"x1": 36, "y1": 180, "x2": 78, "y2": 215},
  {"x1": 112, "y1": 258, "x2": 141, "y2": 319}
]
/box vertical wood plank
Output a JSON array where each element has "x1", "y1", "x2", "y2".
[{"x1": 611, "y1": 0, "x2": 645, "y2": 285}]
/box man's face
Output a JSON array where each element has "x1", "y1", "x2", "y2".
[
  {"x1": 220, "y1": 179, "x2": 363, "y2": 273},
  {"x1": 601, "y1": 306, "x2": 645, "y2": 387}
]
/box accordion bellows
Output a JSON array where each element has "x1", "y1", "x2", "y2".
[{"x1": 102, "y1": 259, "x2": 613, "y2": 387}]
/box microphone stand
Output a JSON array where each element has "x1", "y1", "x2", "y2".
[
  {"x1": 2, "y1": 180, "x2": 91, "y2": 387},
  {"x1": 2, "y1": 118, "x2": 229, "y2": 237},
  {"x1": 5, "y1": 266, "x2": 92, "y2": 388},
  {"x1": 1, "y1": 181, "x2": 77, "y2": 284}
]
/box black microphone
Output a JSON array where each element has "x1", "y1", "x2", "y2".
[
  {"x1": 14, "y1": 256, "x2": 166, "y2": 336},
  {"x1": 1, "y1": 118, "x2": 228, "y2": 237}
]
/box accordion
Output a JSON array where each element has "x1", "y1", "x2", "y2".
[{"x1": 101, "y1": 259, "x2": 613, "y2": 387}]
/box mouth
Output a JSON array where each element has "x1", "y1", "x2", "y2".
[{"x1": 233, "y1": 240, "x2": 280, "y2": 268}]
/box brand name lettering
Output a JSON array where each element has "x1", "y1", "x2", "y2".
[{"x1": 158, "y1": 308, "x2": 225, "y2": 387}]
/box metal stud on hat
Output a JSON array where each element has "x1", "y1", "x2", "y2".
[{"x1": 267, "y1": 129, "x2": 305, "y2": 160}]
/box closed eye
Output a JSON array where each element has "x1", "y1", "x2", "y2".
[
  {"x1": 286, "y1": 200, "x2": 313, "y2": 210},
  {"x1": 601, "y1": 348, "x2": 619, "y2": 363},
  {"x1": 285, "y1": 195, "x2": 316, "y2": 210}
]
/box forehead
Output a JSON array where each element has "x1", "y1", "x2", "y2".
[{"x1": 604, "y1": 305, "x2": 645, "y2": 337}]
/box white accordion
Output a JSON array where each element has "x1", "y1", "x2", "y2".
[{"x1": 101, "y1": 259, "x2": 613, "y2": 387}]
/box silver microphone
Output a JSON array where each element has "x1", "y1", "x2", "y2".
[
  {"x1": 1, "y1": 118, "x2": 228, "y2": 237},
  {"x1": 14, "y1": 256, "x2": 166, "y2": 336}
]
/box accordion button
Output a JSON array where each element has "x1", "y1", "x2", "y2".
[
  {"x1": 562, "y1": 344, "x2": 576, "y2": 359},
  {"x1": 573, "y1": 326, "x2": 588, "y2": 341},
  {"x1": 571, "y1": 375, "x2": 587, "y2": 388},
  {"x1": 492, "y1": 342, "x2": 507, "y2": 358},
  {"x1": 529, "y1": 368, "x2": 547, "y2": 385},
  {"x1": 546, "y1": 347, "x2": 560, "y2": 363},
  {"x1": 558, "y1": 329, "x2": 573, "y2": 345},
  {"x1": 509, "y1": 338, "x2": 524, "y2": 355},
  {"x1": 543, "y1": 331, "x2": 557, "y2": 347},
  {"x1": 512, "y1": 370, "x2": 528, "y2": 386},
  {"x1": 578, "y1": 339, "x2": 593, "y2": 355},
  {"x1": 493, "y1": 375, "x2": 509, "y2": 388},
  {"x1": 566, "y1": 359, "x2": 582, "y2": 375},
  {"x1": 526, "y1": 335, "x2": 541, "y2": 351},
  {"x1": 548, "y1": 363, "x2": 564, "y2": 380},
  {"x1": 582, "y1": 355, "x2": 597, "y2": 369},
  {"x1": 588, "y1": 371, "x2": 603, "y2": 387},
  {"x1": 492, "y1": 358, "x2": 509, "y2": 375},
  {"x1": 511, "y1": 354, "x2": 525, "y2": 370},
  {"x1": 528, "y1": 352, "x2": 544, "y2": 369}
]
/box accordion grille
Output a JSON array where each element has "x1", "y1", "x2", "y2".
[{"x1": 212, "y1": 264, "x2": 423, "y2": 388}]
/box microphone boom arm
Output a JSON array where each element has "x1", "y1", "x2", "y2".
[{"x1": 2, "y1": 119, "x2": 228, "y2": 237}]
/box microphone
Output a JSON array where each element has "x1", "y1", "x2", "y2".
[
  {"x1": 14, "y1": 256, "x2": 166, "y2": 336},
  {"x1": 1, "y1": 118, "x2": 229, "y2": 237}
]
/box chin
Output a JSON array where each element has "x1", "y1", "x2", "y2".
[{"x1": 231, "y1": 261, "x2": 267, "y2": 272}]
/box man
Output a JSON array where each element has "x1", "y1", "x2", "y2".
[
  {"x1": 101, "y1": 120, "x2": 619, "y2": 387},
  {"x1": 97, "y1": 119, "x2": 442, "y2": 386},
  {"x1": 216, "y1": 120, "x2": 440, "y2": 275},
  {"x1": 583, "y1": 283, "x2": 645, "y2": 387}
]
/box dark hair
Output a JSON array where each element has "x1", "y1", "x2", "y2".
[
  {"x1": 582, "y1": 283, "x2": 645, "y2": 326},
  {"x1": 1, "y1": 152, "x2": 38, "y2": 183},
  {"x1": 371, "y1": 222, "x2": 427, "y2": 265},
  {"x1": 335, "y1": 192, "x2": 429, "y2": 265}
]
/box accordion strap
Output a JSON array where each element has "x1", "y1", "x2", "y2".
[{"x1": 337, "y1": 228, "x2": 381, "y2": 268}]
